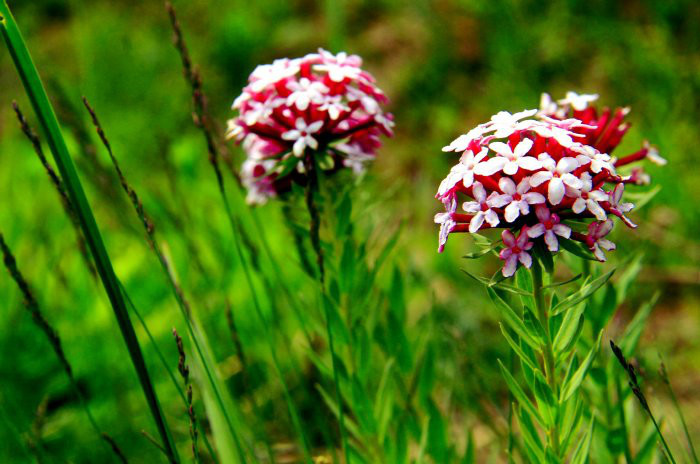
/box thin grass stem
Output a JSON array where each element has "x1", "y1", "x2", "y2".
[
  {"x1": 0, "y1": 233, "x2": 128, "y2": 463},
  {"x1": 659, "y1": 359, "x2": 699, "y2": 464},
  {"x1": 82, "y1": 97, "x2": 247, "y2": 463}
]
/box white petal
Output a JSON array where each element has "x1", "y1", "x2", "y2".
[
  {"x1": 307, "y1": 120, "x2": 324, "y2": 133},
  {"x1": 503, "y1": 160, "x2": 519, "y2": 176},
  {"x1": 544, "y1": 231, "x2": 559, "y2": 252},
  {"x1": 552, "y1": 224, "x2": 571, "y2": 238},
  {"x1": 523, "y1": 192, "x2": 545, "y2": 205},
  {"x1": 462, "y1": 170, "x2": 475, "y2": 189},
  {"x1": 518, "y1": 252, "x2": 532, "y2": 268},
  {"x1": 498, "y1": 177, "x2": 516, "y2": 195},
  {"x1": 502, "y1": 256, "x2": 518, "y2": 277},
  {"x1": 518, "y1": 156, "x2": 542, "y2": 171},
  {"x1": 562, "y1": 173, "x2": 583, "y2": 189},
  {"x1": 557, "y1": 157, "x2": 579, "y2": 173},
  {"x1": 484, "y1": 209, "x2": 500, "y2": 227},
  {"x1": 505, "y1": 202, "x2": 520, "y2": 222},
  {"x1": 572, "y1": 198, "x2": 586, "y2": 214},
  {"x1": 469, "y1": 212, "x2": 485, "y2": 233},
  {"x1": 293, "y1": 138, "x2": 306, "y2": 157},
  {"x1": 530, "y1": 171, "x2": 552, "y2": 187},
  {"x1": 527, "y1": 224, "x2": 546, "y2": 238},
  {"x1": 487, "y1": 194, "x2": 511, "y2": 208},
  {"x1": 306, "y1": 135, "x2": 318, "y2": 150},
  {"x1": 587, "y1": 200, "x2": 607, "y2": 220},
  {"x1": 471, "y1": 181, "x2": 486, "y2": 202},
  {"x1": 474, "y1": 157, "x2": 506, "y2": 176},
  {"x1": 462, "y1": 201, "x2": 481, "y2": 214},
  {"x1": 282, "y1": 130, "x2": 301, "y2": 141},
  {"x1": 548, "y1": 177, "x2": 565, "y2": 205},
  {"x1": 514, "y1": 138, "x2": 534, "y2": 158},
  {"x1": 489, "y1": 141, "x2": 513, "y2": 157}
]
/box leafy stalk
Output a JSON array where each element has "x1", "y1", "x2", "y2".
[
  {"x1": 531, "y1": 260, "x2": 560, "y2": 456},
  {"x1": 304, "y1": 154, "x2": 350, "y2": 464},
  {"x1": 0, "y1": 4, "x2": 179, "y2": 462}
]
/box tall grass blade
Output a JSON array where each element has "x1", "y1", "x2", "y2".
[{"x1": 0, "y1": 4, "x2": 179, "y2": 462}]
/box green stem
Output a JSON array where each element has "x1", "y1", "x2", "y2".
[
  {"x1": 0, "y1": 4, "x2": 179, "y2": 462},
  {"x1": 304, "y1": 154, "x2": 349, "y2": 464},
  {"x1": 531, "y1": 261, "x2": 560, "y2": 458}
]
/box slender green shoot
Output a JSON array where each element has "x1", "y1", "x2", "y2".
[
  {"x1": 610, "y1": 341, "x2": 677, "y2": 464},
  {"x1": 0, "y1": 3, "x2": 179, "y2": 461},
  {"x1": 659, "y1": 357, "x2": 699, "y2": 464}
]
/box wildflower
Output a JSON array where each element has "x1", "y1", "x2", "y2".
[
  {"x1": 491, "y1": 177, "x2": 545, "y2": 223},
  {"x1": 229, "y1": 49, "x2": 393, "y2": 204},
  {"x1": 584, "y1": 219, "x2": 616, "y2": 261},
  {"x1": 529, "y1": 154, "x2": 582, "y2": 205},
  {"x1": 462, "y1": 182, "x2": 501, "y2": 233},
  {"x1": 499, "y1": 228, "x2": 534, "y2": 277},
  {"x1": 527, "y1": 206, "x2": 571, "y2": 252},
  {"x1": 434, "y1": 92, "x2": 663, "y2": 276}
]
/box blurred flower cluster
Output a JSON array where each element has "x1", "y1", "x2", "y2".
[
  {"x1": 227, "y1": 49, "x2": 394, "y2": 204},
  {"x1": 435, "y1": 92, "x2": 664, "y2": 277}
]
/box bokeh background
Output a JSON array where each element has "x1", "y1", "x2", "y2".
[{"x1": 0, "y1": 0, "x2": 698, "y2": 462}]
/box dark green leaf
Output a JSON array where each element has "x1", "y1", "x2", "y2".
[
  {"x1": 498, "y1": 360, "x2": 544, "y2": 427},
  {"x1": 487, "y1": 288, "x2": 539, "y2": 350},
  {"x1": 551, "y1": 269, "x2": 615, "y2": 316},
  {"x1": 561, "y1": 330, "x2": 603, "y2": 402}
]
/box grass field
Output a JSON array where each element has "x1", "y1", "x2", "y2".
[{"x1": 0, "y1": 0, "x2": 698, "y2": 462}]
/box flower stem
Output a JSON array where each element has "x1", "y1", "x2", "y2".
[
  {"x1": 304, "y1": 153, "x2": 350, "y2": 464},
  {"x1": 531, "y1": 260, "x2": 561, "y2": 458}
]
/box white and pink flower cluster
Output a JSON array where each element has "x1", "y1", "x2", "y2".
[
  {"x1": 227, "y1": 49, "x2": 394, "y2": 204},
  {"x1": 435, "y1": 92, "x2": 664, "y2": 277}
]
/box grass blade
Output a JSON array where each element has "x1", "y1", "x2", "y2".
[{"x1": 0, "y1": 4, "x2": 179, "y2": 462}]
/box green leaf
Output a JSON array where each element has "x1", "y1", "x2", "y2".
[
  {"x1": 533, "y1": 372, "x2": 556, "y2": 427},
  {"x1": 338, "y1": 240, "x2": 356, "y2": 293},
  {"x1": 497, "y1": 360, "x2": 544, "y2": 427},
  {"x1": 551, "y1": 269, "x2": 615, "y2": 316},
  {"x1": 499, "y1": 324, "x2": 540, "y2": 374},
  {"x1": 323, "y1": 293, "x2": 351, "y2": 346},
  {"x1": 560, "y1": 238, "x2": 598, "y2": 261},
  {"x1": 625, "y1": 185, "x2": 661, "y2": 210},
  {"x1": 560, "y1": 330, "x2": 603, "y2": 402},
  {"x1": 516, "y1": 266, "x2": 536, "y2": 312},
  {"x1": 516, "y1": 406, "x2": 545, "y2": 463},
  {"x1": 487, "y1": 288, "x2": 539, "y2": 350},
  {"x1": 553, "y1": 301, "x2": 587, "y2": 356},
  {"x1": 543, "y1": 273, "x2": 583, "y2": 289},
  {"x1": 374, "y1": 359, "x2": 395, "y2": 441},
  {"x1": 463, "y1": 270, "x2": 533, "y2": 296},
  {"x1": 570, "y1": 418, "x2": 595, "y2": 464},
  {"x1": 615, "y1": 254, "x2": 644, "y2": 306},
  {"x1": 619, "y1": 292, "x2": 659, "y2": 354},
  {"x1": 559, "y1": 395, "x2": 584, "y2": 454},
  {"x1": 462, "y1": 247, "x2": 496, "y2": 259}
]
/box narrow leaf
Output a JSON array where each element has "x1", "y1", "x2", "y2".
[
  {"x1": 560, "y1": 330, "x2": 603, "y2": 402},
  {"x1": 497, "y1": 360, "x2": 544, "y2": 427}
]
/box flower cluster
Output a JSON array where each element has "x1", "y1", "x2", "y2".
[
  {"x1": 435, "y1": 92, "x2": 664, "y2": 277},
  {"x1": 227, "y1": 49, "x2": 394, "y2": 204}
]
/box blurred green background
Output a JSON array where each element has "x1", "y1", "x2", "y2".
[{"x1": 0, "y1": 0, "x2": 698, "y2": 462}]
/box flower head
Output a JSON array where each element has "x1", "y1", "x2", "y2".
[
  {"x1": 229, "y1": 49, "x2": 393, "y2": 204},
  {"x1": 435, "y1": 92, "x2": 663, "y2": 274}
]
